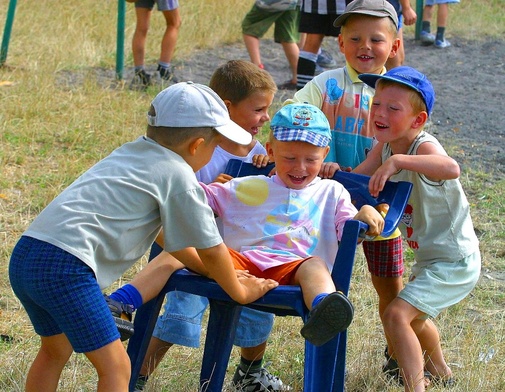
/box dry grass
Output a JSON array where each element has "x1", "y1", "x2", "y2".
[{"x1": 1, "y1": 0, "x2": 504, "y2": 391}]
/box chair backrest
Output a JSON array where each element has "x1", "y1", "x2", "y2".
[{"x1": 224, "y1": 159, "x2": 412, "y2": 238}]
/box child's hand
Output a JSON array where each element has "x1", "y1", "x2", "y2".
[
  {"x1": 368, "y1": 158, "x2": 399, "y2": 197},
  {"x1": 237, "y1": 275, "x2": 279, "y2": 304},
  {"x1": 319, "y1": 162, "x2": 340, "y2": 178},
  {"x1": 252, "y1": 154, "x2": 271, "y2": 168},
  {"x1": 213, "y1": 173, "x2": 233, "y2": 184},
  {"x1": 354, "y1": 205, "x2": 384, "y2": 237}
]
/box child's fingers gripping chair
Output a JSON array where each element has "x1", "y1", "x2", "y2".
[{"x1": 127, "y1": 159, "x2": 412, "y2": 392}]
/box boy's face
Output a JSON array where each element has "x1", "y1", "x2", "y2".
[
  {"x1": 226, "y1": 91, "x2": 274, "y2": 139},
  {"x1": 338, "y1": 15, "x2": 399, "y2": 75},
  {"x1": 371, "y1": 84, "x2": 426, "y2": 147},
  {"x1": 266, "y1": 139, "x2": 329, "y2": 190}
]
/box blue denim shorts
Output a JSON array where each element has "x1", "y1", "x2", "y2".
[
  {"x1": 153, "y1": 290, "x2": 274, "y2": 348},
  {"x1": 135, "y1": 0, "x2": 179, "y2": 11},
  {"x1": 9, "y1": 236, "x2": 120, "y2": 353}
]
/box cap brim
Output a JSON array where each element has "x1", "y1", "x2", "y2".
[
  {"x1": 359, "y1": 73, "x2": 419, "y2": 93},
  {"x1": 215, "y1": 120, "x2": 252, "y2": 145},
  {"x1": 358, "y1": 73, "x2": 382, "y2": 88}
]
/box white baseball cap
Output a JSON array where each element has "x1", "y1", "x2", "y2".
[{"x1": 147, "y1": 81, "x2": 252, "y2": 145}]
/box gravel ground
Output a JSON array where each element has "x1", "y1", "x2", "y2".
[{"x1": 58, "y1": 35, "x2": 505, "y2": 181}]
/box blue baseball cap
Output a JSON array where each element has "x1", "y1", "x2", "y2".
[
  {"x1": 271, "y1": 103, "x2": 332, "y2": 147},
  {"x1": 359, "y1": 66, "x2": 435, "y2": 116}
]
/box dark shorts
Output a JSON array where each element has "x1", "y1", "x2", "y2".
[
  {"x1": 299, "y1": 11, "x2": 341, "y2": 36},
  {"x1": 242, "y1": 5, "x2": 300, "y2": 43},
  {"x1": 135, "y1": 0, "x2": 179, "y2": 11},
  {"x1": 9, "y1": 236, "x2": 120, "y2": 353},
  {"x1": 363, "y1": 236, "x2": 404, "y2": 277}
]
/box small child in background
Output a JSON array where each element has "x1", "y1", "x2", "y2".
[
  {"x1": 355, "y1": 66, "x2": 481, "y2": 391},
  {"x1": 8, "y1": 82, "x2": 278, "y2": 392},
  {"x1": 420, "y1": 0, "x2": 458, "y2": 48},
  {"x1": 242, "y1": 0, "x2": 301, "y2": 90},
  {"x1": 129, "y1": 0, "x2": 181, "y2": 90},
  {"x1": 201, "y1": 102, "x2": 385, "y2": 347},
  {"x1": 133, "y1": 61, "x2": 292, "y2": 392}
]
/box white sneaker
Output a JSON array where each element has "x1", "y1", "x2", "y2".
[{"x1": 231, "y1": 364, "x2": 291, "y2": 391}]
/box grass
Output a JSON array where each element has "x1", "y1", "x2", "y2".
[{"x1": 1, "y1": 0, "x2": 504, "y2": 390}]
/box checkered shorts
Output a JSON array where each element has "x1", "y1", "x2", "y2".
[
  {"x1": 9, "y1": 236, "x2": 120, "y2": 353},
  {"x1": 363, "y1": 236, "x2": 404, "y2": 277}
]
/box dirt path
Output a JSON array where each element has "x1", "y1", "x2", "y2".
[{"x1": 169, "y1": 36, "x2": 504, "y2": 181}]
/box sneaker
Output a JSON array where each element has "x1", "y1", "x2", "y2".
[
  {"x1": 104, "y1": 295, "x2": 135, "y2": 341},
  {"x1": 129, "y1": 69, "x2": 152, "y2": 91},
  {"x1": 382, "y1": 347, "x2": 402, "y2": 384},
  {"x1": 277, "y1": 80, "x2": 297, "y2": 90},
  {"x1": 158, "y1": 64, "x2": 179, "y2": 84},
  {"x1": 232, "y1": 364, "x2": 291, "y2": 391},
  {"x1": 317, "y1": 48, "x2": 337, "y2": 68},
  {"x1": 420, "y1": 31, "x2": 436, "y2": 46},
  {"x1": 435, "y1": 39, "x2": 451, "y2": 49},
  {"x1": 300, "y1": 291, "x2": 354, "y2": 346}
]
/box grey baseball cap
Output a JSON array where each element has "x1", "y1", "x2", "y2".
[
  {"x1": 333, "y1": 0, "x2": 399, "y2": 30},
  {"x1": 147, "y1": 81, "x2": 252, "y2": 145}
]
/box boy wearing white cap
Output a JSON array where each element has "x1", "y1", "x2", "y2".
[
  {"x1": 199, "y1": 103, "x2": 385, "y2": 346},
  {"x1": 8, "y1": 82, "x2": 278, "y2": 392}
]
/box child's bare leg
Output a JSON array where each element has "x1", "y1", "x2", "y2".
[
  {"x1": 412, "y1": 318, "x2": 452, "y2": 379},
  {"x1": 371, "y1": 275, "x2": 403, "y2": 355},
  {"x1": 26, "y1": 334, "x2": 73, "y2": 392},
  {"x1": 280, "y1": 41, "x2": 300, "y2": 83},
  {"x1": 243, "y1": 34, "x2": 262, "y2": 66},
  {"x1": 85, "y1": 339, "x2": 132, "y2": 392},
  {"x1": 383, "y1": 298, "x2": 426, "y2": 392},
  {"x1": 292, "y1": 257, "x2": 335, "y2": 308}
]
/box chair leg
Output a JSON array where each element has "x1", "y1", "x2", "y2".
[
  {"x1": 332, "y1": 330, "x2": 347, "y2": 392},
  {"x1": 303, "y1": 334, "x2": 343, "y2": 392},
  {"x1": 127, "y1": 294, "x2": 166, "y2": 392},
  {"x1": 199, "y1": 299, "x2": 243, "y2": 392}
]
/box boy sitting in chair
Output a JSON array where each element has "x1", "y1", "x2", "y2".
[{"x1": 200, "y1": 103, "x2": 385, "y2": 346}]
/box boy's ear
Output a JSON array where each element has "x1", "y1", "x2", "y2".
[
  {"x1": 223, "y1": 99, "x2": 232, "y2": 110},
  {"x1": 338, "y1": 34, "x2": 345, "y2": 54},
  {"x1": 389, "y1": 37, "x2": 401, "y2": 59},
  {"x1": 322, "y1": 146, "x2": 330, "y2": 160},
  {"x1": 188, "y1": 137, "x2": 206, "y2": 156},
  {"x1": 265, "y1": 141, "x2": 275, "y2": 161},
  {"x1": 412, "y1": 111, "x2": 428, "y2": 129}
]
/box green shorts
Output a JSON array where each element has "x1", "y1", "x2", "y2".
[
  {"x1": 398, "y1": 251, "x2": 481, "y2": 318},
  {"x1": 242, "y1": 5, "x2": 300, "y2": 44}
]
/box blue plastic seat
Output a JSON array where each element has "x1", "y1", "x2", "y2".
[{"x1": 127, "y1": 159, "x2": 412, "y2": 392}]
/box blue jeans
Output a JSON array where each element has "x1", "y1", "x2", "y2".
[{"x1": 153, "y1": 290, "x2": 274, "y2": 348}]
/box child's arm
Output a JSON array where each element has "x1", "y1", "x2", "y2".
[
  {"x1": 353, "y1": 142, "x2": 384, "y2": 176},
  {"x1": 353, "y1": 205, "x2": 384, "y2": 237},
  {"x1": 368, "y1": 142, "x2": 460, "y2": 197},
  {"x1": 197, "y1": 243, "x2": 279, "y2": 304}
]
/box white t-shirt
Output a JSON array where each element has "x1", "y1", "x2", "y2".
[
  {"x1": 25, "y1": 136, "x2": 222, "y2": 288},
  {"x1": 196, "y1": 141, "x2": 267, "y2": 184}
]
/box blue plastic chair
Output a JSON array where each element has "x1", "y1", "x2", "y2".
[{"x1": 127, "y1": 160, "x2": 412, "y2": 392}]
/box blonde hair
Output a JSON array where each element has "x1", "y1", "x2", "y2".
[
  {"x1": 209, "y1": 60, "x2": 277, "y2": 104},
  {"x1": 376, "y1": 79, "x2": 427, "y2": 115}
]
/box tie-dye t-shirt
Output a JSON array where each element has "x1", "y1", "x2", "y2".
[{"x1": 200, "y1": 175, "x2": 358, "y2": 271}]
